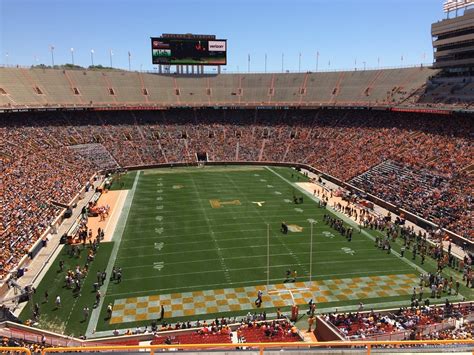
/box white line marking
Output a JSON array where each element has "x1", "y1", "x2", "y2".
[
  {"x1": 86, "y1": 170, "x2": 141, "y2": 337},
  {"x1": 153, "y1": 261, "x2": 164, "y2": 271}
]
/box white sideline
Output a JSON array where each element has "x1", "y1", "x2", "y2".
[{"x1": 85, "y1": 171, "x2": 141, "y2": 337}]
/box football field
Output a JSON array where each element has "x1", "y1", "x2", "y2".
[{"x1": 21, "y1": 166, "x2": 467, "y2": 336}]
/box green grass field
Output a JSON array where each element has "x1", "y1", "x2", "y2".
[{"x1": 20, "y1": 166, "x2": 471, "y2": 336}]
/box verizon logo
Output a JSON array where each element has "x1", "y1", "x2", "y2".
[{"x1": 209, "y1": 41, "x2": 226, "y2": 52}]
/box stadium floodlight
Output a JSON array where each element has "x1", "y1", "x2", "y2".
[
  {"x1": 109, "y1": 49, "x2": 114, "y2": 68},
  {"x1": 70, "y1": 48, "x2": 74, "y2": 65},
  {"x1": 90, "y1": 49, "x2": 94, "y2": 66},
  {"x1": 50, "y1": 45, "x2": 55, "y2": 66},
  {"x1": 443, "y1": 0, "x2": 473, "y2": 14}
]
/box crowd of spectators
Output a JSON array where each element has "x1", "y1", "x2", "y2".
[
  {"x1": 115, "y1": 314, "x2": 301, "y2": 345},
  {"x1": 1, "y1": 117, "x2": 97, "y2": 279},
  {"x1": 1, "y1": 108, "x2": 472, "y2": 280},
  {"x1": 236, "y1": 318, "x2": 299, "y2": 343},
  {"x1": 1, "y1": 334, "x2": 55, "y2": 353},
  {"x1": 325, "y1": 302, "x2": 473, "y2": 340},
  {"x1": 350, "y1": 160, "x2": 472, "y2": 239},
  {"x1": 423, "y1": 321, "x2": 473, "y2": 340}
]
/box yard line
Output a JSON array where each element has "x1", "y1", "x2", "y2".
[
  {"x1": 127, "y1": 210, "x2": 323, "y2": 218},
  {"x1": 117, "y1": 241, "x2": 369, "y2": 259},
  {"x1": 119, "y1": 229, "x2": 269, "y2": 241},
  {"x1": 85, "y1": 171, "x2": 141, "y2": 337},
  {"x1": 106, "y1": 269, "x2": 413, "y2": 298},
  {"x1": 117, "y1": 242, "x2": 259, "y2": 258},
  {"x1": 135, "y1": 196, "x2": 290, "y2": 202},
  {"x1": 119, "y1": 236, "x2": 370, "y2": 249},
  {"x1": 118, "y1": 237, "x2": 369, "y2": 258},
  {"x1": 120, "y1": 256, "x2": 392, "y2": 270},
  {"x1": 123, "y1": 220, "x2": 332, "y2": 229},
  {"x1": 120, "y1": 262, "x2": 393, "y2": 282},
  {"x1": 127, "y1": 206, "x2": 311, "y2": 217}
]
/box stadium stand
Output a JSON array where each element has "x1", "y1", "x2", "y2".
[
  {"x1": 323, "y1": 302, "x2": 473, "y2": 341},
  {"x1": 417, "y1": 76, "x2": 474, "y2": 107},
  {"x1": 0, "y1": 70, "x2": 472, "y2": 355},
  {"x1": 350, "y1": 161, "x2": 472, "y2": 238},
  {"x1": 0, "y1": 67, "x2": 440, "y2": 108},
  {"x1": 1, "y1": 106, "x2": 472, "y2": 280}
]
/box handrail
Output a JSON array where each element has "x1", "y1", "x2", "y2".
[
  {"x1": 41, "y1": 340, "x2": 474, "y2": 355},
  {"x1": 0, "y1": 347, "x2": 32, "y2": 355}
]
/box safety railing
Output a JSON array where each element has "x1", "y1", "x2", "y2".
[
  {"x1": 0, "y1": 347, "x2": 32, "y2": 355},
  {"x1": 40, "y1": 340, "x2": 474, "y2": 355}
]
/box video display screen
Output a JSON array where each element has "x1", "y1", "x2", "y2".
[{"x1": 152, "y1": 37, "x2": 227, "y2": 65}]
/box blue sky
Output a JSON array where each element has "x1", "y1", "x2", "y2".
[{"x1": 1, "y1": 0, "x2": 446, "y2": 72}]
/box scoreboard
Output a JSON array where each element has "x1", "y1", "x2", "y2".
[{"x1": 151, "y1": 35, "x2": 227, "y2": 65}]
